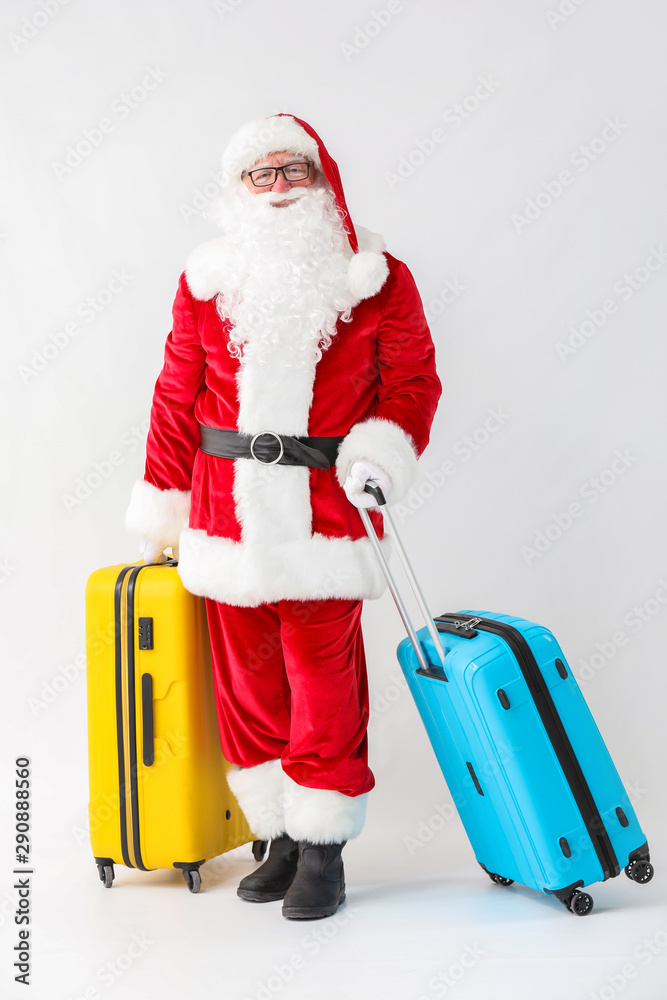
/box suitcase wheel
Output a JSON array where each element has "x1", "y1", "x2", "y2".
[
  {"x1": 182, "y1": 868, "x2": 202, "y2": 893},
  {"x1": 252, "y1": 840, "x2": 268, "y2": 862},
  {"x1": 625, "y1": 860, "x2": 654, "y2": 884},
  {"x1": 97, "y1": 863, "x2": 114, "y2": 888},
  {"x1": 488, "y1": 871, "x2": 514, "y2": 887},
  {"x1": 568, "y1": 890, "x2": 594, "y2": 916}
]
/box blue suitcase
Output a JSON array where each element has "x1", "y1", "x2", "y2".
[{"x1": 360, "y1": 487, "x2": 653, "y2": 915}]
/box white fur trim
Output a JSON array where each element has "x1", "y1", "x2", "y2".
[
  {"x1": 124, "y1": 478, "x2": 191, "y2": 547},
  {"x1": 172, "y1": 296, "x2": 392, "y2": 606},
  {"x1": 355, "y1": 225, "x2": 386, "y2": 255},
  {"x1": 184, "y1": 226, "x2": 389, "y2": 304},
  {"x1": 177, "y1": 526, "x2": 389, "y2": 607},
  {"x1": 283, "y1": 775, "x2": 368, "y2": 843},
  {"x1": 226, "y1": 759, "x2": 286, "y2": 840},
  {"x1": 221, "y1": 116, "x2": 321, "y2": 188},
  {"x1": 347, "y1": 249, "x2": 389, "y2": 302},
  {"x1": 335, "y1": 418, "x2": 419, "y2": 505},
  {"x1": 184, "y1": 237, "x2": 229, "y2": 302},
  {"x1": 236, "y1": 338, "x2": 317, "y2": 437}
]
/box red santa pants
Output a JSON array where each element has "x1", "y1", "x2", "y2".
[{"x1": 205, "y1": 596, "x2": 375, "y2": 830}]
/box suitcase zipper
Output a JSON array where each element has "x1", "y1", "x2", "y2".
[
  {"x1": 437, "y1": 614, "x2": 620, "y2": 881},
  {"x1": 114, "y1": 567, "x2": 133, "y2": 868},
  {"x1": 114, "y1": 566, "x2": 149, "y2": 871}
]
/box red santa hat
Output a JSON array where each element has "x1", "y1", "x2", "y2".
[{"x1": 218, "y1": 113, "x2": 389, "y2": 302}]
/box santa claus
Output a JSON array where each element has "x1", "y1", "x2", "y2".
[{"x1": 124, "y1": 114, "x2": 441, "y2": 919}]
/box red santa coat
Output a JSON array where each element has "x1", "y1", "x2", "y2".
[{"x1": 125, "y1": 227, "x2": 442, "y2": 607}]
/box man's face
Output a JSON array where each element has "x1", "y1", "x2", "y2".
[{"x1": 241, "y1": 150, "x2": 316, "y2": 207}]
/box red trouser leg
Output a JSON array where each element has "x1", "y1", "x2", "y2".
[
  {"x1": 205, "y1": 597, "x2": 291, "y2": 766},
  {"x1": 205, "y1": 596, "x2": 374, "y2": 842},
  {"x1": 277, "y1": 597, "x2": 374, "y2": 797}
]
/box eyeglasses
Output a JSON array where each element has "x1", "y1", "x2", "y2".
[{"x1": 244, "y1": 162, "x2": 312, "y2": 187}]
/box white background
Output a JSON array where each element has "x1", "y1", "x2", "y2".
[{"x1": 1, "y1": 1, "x2": 666, "y2": 998}]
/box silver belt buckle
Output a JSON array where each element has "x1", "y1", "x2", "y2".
[{"x1": 249, "y1": 430, "x2": 284, "y2": 465}]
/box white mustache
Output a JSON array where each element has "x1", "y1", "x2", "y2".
[{"x1": 266, "y1": 189, "x2": 307, "y2": 205}]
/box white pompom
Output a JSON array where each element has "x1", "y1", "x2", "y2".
[{"x1": 347, "y1": 250, "x2": 389, "y2": 301}]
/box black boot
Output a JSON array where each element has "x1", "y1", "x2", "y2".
[
  {"x1": 281, "y1": 841, "x2": 346, "y2": 920},
  {"x1": 237, "y1": 834, "x2": 299, "y2": 902}
]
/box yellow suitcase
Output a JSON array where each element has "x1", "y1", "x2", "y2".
[{"x1": 85, "y1": 558, "x2": 264, "y2": 892}]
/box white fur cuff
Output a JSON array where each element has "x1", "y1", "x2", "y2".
[
  {"x1": 336, "y1": 417, "x2": 419, "y2": 505},
  {"x1": 124, "y1": 478, "x2": 191, "y2": 547},
  {"x1": 226, "y1": 759, "x2": 286, "y2": 841},
  {"x1": 283, "y1": 775, "x2": 369, "y2": 844}
]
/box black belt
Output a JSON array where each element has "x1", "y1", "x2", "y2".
[{"x1": 198, "y1": 425, "x2": 343, "y2": 470}]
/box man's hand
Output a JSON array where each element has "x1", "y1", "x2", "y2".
[
  {"x1": 140, "y1": 539, "x2": 178, "y2": 564},
  {"x1": 343, "y1": 461, "x2": 391, "y2": 509}
]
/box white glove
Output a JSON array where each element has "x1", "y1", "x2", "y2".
[
  {"x1": 343, "y1": 461, "x2": 392, "y2": 509},
  {"x1": 140, "y1": 539, "x2": 178, "y2": 564}
]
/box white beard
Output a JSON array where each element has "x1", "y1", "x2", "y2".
[{"x1": 206, "y1": 180, "x2": 354, "y2": 370}]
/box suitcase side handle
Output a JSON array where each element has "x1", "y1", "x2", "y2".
[
  {"x1": 141, "y1": 673, "x2": 154, "y2": 766},
  {"x1": 359, "y1": 484, "x2": 447, "y2": 673}
]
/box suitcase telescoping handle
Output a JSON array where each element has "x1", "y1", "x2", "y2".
[{"x1": 359, "y1": 483, "x2": 446, "y2": 674}]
